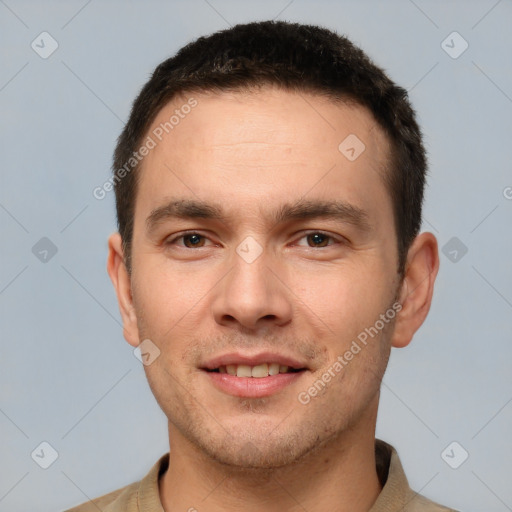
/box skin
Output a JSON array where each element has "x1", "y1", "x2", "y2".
[{"x1": 108, "y1": 86, "x2": 439, "y2": 512}]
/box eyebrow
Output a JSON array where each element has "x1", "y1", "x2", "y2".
[{"x1": 146, "y1": 198, "x2": 372, "y2": 234}]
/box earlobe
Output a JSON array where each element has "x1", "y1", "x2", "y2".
[
  {"x1": 107, "y1": 233, "x2": 140, "y2": 348},
  {"x1": 391, "y1": 232, "x2": 440, "y2": 349}
]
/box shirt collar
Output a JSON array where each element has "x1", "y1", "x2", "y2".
[{"x1": 135, "y1": 439, "x2": 415, "y2": 512}]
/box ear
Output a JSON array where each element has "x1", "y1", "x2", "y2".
[
  {"x1": 391, "y1": 232, "x2": 440, "y2": 348},
  {"x1": 107, "y1": 232, "x2": 140, "y2": 348}
]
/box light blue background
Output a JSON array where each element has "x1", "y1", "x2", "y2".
[{"x1": 1, "y1": 1, "x2": 511, "y2": 511}]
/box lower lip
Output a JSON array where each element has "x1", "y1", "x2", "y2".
[{"x1": 203, "y1": 370, "x2": 306, "y2": 398}]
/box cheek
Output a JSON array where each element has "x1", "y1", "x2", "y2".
[
  {"x1": 293, "y1": 260, "x2": 387, "y2": 339},
  {"x1": 132, "y1": 255, "x2": 210, "y2": 332}
]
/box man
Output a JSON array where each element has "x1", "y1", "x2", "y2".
[{"x1": 67, "y1": 20, "x2": 455, "y2": 512}]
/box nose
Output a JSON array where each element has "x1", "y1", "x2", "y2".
[{"x1": 211, "y1": 245, "x2": 293, "y2": 331}]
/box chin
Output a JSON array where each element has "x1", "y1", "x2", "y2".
[
  {"x1": 207, "y1": 443, "x2": 303, "y2": 470},
  {"x1": 194, "y1": 424, "x2": 327, "y2": 471}
]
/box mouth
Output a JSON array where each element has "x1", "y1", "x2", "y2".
[
  {"x1": 200, "y1": 354, "x2": 309, "y2": 398},
  {"x1": 205, "y1": 363, "x2": 305, "y2": 377}
]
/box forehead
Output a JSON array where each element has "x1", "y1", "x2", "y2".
[
  {"x1": 150, "y1": 87, "x2": 389, "y2": 158},
  {"x1": 136, "y1": 86, "x2": 393, "y2": 231}
]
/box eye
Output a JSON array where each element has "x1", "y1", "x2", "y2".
[
  {"x1": 166, "y1": 232, "x2": 213, "y2": 248},
  {"x1": 295, "y1": 231, "x2": 341, "y2": 248},
  {"x1": 165, "y1": 231, "x2": 343, "y2": 250}
]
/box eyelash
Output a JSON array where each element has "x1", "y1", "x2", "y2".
[{"x1": 165, "y1": 230, "x2": 344, "y2": 249}]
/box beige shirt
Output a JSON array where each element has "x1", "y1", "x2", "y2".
[{"x1": 64, "y1": 439, "x2": 457, "y2": 511}]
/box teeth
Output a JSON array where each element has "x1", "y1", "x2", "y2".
[
  {"x1": 268, "y1": 363, "x2": 280, "y2": 375},
  {"x1": 251, "y1": 363, "x2": 268, "y2": 378},
  {"x1": 216, "y1": 363, "x2": 298, "y2": 377},
  {"x1": 236, "y1": 365, "x2": 252, "y2": 377}
]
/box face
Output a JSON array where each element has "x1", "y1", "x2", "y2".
[{"x1": 113, "y1": 87, "x2": 408, "y2": 469}]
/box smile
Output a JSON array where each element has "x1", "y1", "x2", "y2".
[
  {"x1": 203, "y1": 367, "x2": 307, "y2": 398},
  {"x1": 207, "y1": 363, "x2": 303, "y2": 378}
]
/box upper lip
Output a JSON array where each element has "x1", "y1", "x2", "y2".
[{"x1": 201, "y1": 351, "x2": 308, "y2": 370}]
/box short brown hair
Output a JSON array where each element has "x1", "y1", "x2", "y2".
[{"x1": 113, "y1": 20, "x2": 428, "y2": 278}]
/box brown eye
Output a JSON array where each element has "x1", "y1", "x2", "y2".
[
  {"x1": 306, "y1": 233, "x2": 331, "y2": 247},
  {"x1": 295, "y1": 231, "x2": 340, "y2": 248},
  {"x1": 182, "y1": 233, "x2": 206, "y2": 248},
  {"x1": 166, "y1": 232, "x2": 212, "y2": 248}
]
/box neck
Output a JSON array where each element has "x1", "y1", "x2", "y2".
[{"x1": 159, "y1": 406, "x2": 382, "y2": 512}]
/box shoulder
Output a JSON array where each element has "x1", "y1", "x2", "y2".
[
  {"x1": 63, "y1": 453, "x2": 169, "y2": 512},
  {"x1": 63, "y1": 481, "x2": 138, "y2": 511},
  {"x1": 402, "y1": 492, "x2": 460, "y2": 511},
  {"x1": 374, "y1": 439, "x2": 460, "y2": 512}
]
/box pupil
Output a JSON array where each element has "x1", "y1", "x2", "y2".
[
  {"x1": 309, "y1": 233, "x2": 327, "y2": 247},
  {"x1": 186, "y1": 234, "x2": 202, "y2": 247}
]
